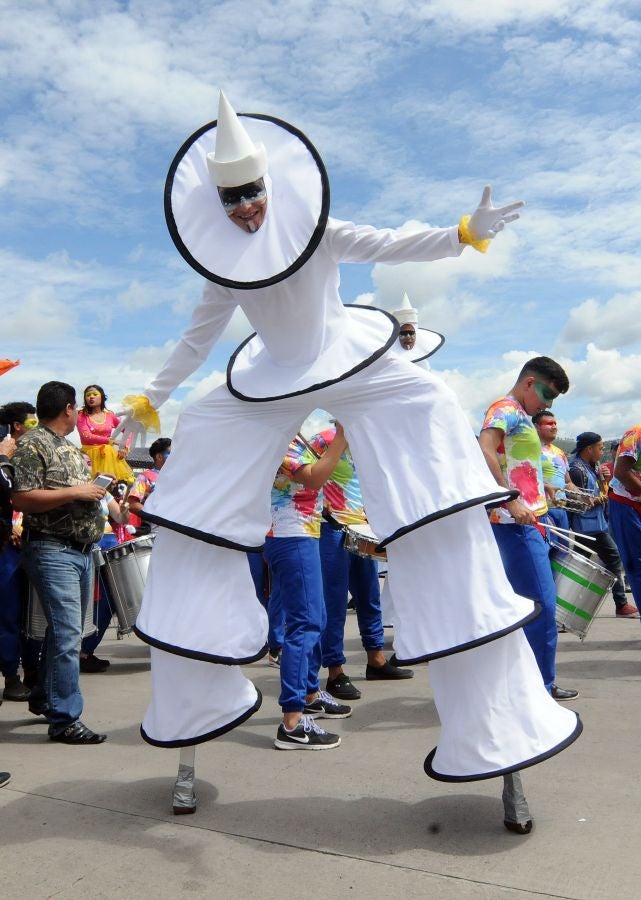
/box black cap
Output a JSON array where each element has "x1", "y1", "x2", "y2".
[{"x1": 572, "y1": 431, "x2": 602, "y2": 455}]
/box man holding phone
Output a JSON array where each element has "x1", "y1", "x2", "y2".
[{"x1": 11, "y1": 382, "x2": 108, "y2": 745}]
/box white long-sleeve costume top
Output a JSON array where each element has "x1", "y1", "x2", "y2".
[{"x1": 145, "y1": 218, "x2": 463, "y2": 408}]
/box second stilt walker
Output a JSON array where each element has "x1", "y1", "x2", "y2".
[{"x1": 120, "y1": 92, "x2": 582, "y2": 824}]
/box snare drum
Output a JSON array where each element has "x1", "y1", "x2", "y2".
[
  {"x1": 102, "y1": 535, "x2": 154, "y2": 636},
  {"x1": 343, "y1": 523, "x2": 387, "y2": 562},
  {"x1": 24, "y1": 578, "x2": 98, "y2": 641},
  {"x1": 551, "y1": 547, "x2": 616, "y2": 639}
]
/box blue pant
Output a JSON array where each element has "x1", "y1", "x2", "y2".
[
  {"x1": 547, "y1": 507, "x2": 570, "y2": 549},
  {"x1": 263, "y1": 536, "x2": 325, "y2": 713},
  {"x1": 247, "y1": 551, "x2": 284, "y2": 651},
  {"x1": 319, "y1": 522, "x2": 384, "y2": 667},
  {"x1": 82, "y1": 535, "x2": 117, "y2": 656},
  {"x1": 491, "y1": 523, "x2": 557, "y2": 691},
  {"x1": 22, "y1": 540, "x2": 93, "y2": 734},
  {"x1": 0, "y1": 544, "x2": 23, "y2": 677},
  {"x1": 608, "y1": 500, "x2": 641, "y2": 610}
]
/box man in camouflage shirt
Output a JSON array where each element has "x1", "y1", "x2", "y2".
[{"x1": 12, "y1": 382, "x2": 108, "y2": 744}]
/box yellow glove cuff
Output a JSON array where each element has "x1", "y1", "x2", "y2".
[
  {"x1": 122, "y1": 395, "x2": 161, "y2": 433},
  {"x1": 458, "y1": 215, "x2": 491, "y2": 254}
]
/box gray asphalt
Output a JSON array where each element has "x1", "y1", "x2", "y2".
[{"x1": 1, "y1": 606, "x2": 639, "y2": 899}]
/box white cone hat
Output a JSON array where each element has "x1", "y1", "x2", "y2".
[
  {"x1": 391, "y1": 292, "x2": 418, "y2": 326},
  {"x1": 206, "y1": 91, "x2": 267, "y2": 187}
]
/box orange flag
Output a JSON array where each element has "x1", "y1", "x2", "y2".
[{"x1": 0, "y1": 359, "x2": 20, "y2": 376}]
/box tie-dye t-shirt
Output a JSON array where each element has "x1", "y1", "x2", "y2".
[
  {"x1": 540, "y1": 443, "x2": 568, "y2": 497},
  {"x1": 269, "y1": 436, "x2": 323, "y2": 538},
  {"x1": 311, "y1": 429, "x2": 366, "y2": 526},
  {"x1": 610, "y1": 425, "x2": 641, "y2": 500},
  {"x1": 129, "y1": 468, "x2": 159, "y2": 504},
  {"x1": 482, "y1": 396, "x2": 547, "y2": 520}
]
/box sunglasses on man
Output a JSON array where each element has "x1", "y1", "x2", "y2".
[{"x1": 217, "y1": 180, "x2": 266, "y2": 210}]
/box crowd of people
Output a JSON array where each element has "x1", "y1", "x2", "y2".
[{"x1": 0, "y1": 384, "x2": 172, "y2": 762}]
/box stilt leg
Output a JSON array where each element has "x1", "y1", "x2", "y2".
[
  {"x1": 172, "y1": 746, "x2": 197, "y2": 815},
  {"x1": 502, "y1": 771, "x2": 533, "y2": 834}
]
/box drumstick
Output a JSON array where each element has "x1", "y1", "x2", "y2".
[
  {"x1": 539, "y1": 522, "x2": 596, "y2": 541},
  {"x1": 294, "y1": 431, "x2": 321, "y2": 460},
  {"x1": 539, "y1": 523, "x2": 596, "y2": 554}
]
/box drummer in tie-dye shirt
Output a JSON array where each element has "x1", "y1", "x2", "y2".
[
  {"x1": 479, "y1": 356, "x2": 577, "y2": 699},
  {"x1": 533, "y1": 410, "x2": 579, "y2": 537}
]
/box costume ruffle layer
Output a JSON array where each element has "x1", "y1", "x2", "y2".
[
  {"x1": 141, "y1": 649, "x2": 262, "y2": 747},
  {"x1": 424, "y1": 630, "x2": 582, "y2": 781}
]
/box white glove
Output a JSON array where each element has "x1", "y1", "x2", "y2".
[
  {"x1": 468, "y1": 185, "x2": 524, "y2": 240},
  {"x1": 112, "y1": 410, "x2": 147, "y2": 448}
]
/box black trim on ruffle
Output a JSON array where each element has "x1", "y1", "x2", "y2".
[
  {"x1": 375, "y1": 489, "x2": 520, "y2": 550},
  {"x1": 164, "y1": 114, "x2": 330, "y2": 290},
  {"x1": 423, "y1": 713, "x2": 583, "y2": 783},
  {"x1": 134, "y1": 624, "x2": 268, "y2": 666},
  {"x1": 390, "y1": 603, "x2": 541, "y2": 666},
  {"x1": 139, "y1": 510, "x2": 264, "y2": 552},
  {"x1": 226, "y1": 306, "x2": 400, "y2": 402},
  {"x1": 412, "y1": 327, "x2": 445, "y2": 363},
  {"x1": 140, "y1": 689, "x2": 263, "y2": 748}
]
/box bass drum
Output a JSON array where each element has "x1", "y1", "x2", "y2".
[
  {"x1": 103, "y1": 535, "x2": 155, "y2": 636},
  {"x1": 24, "y1": 576, "x2": 98, "y2": 641}
]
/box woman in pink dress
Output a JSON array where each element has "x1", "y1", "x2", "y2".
[{"x1": 77, "y1": 385, "x2": 134, "y2": 484}]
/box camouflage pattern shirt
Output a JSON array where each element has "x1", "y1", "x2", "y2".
[{"x1": 12, "y1": 425, "x2": 104, "y2": 543}]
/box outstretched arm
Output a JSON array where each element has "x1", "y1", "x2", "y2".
[
  {"x1": 115, "y1": 283, "x2": 237, "y2": 443},
  {"x1": 327, "y1": 185, "x2": 523, "y2": 265}
]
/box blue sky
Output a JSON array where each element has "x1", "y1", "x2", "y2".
[{"x1": 3, "y1": 0, "x2": 641, "y2": 440}]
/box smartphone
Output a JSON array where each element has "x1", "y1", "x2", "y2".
[{"x1": 93, "y1": 474, "x2": 113, "y2": 489}]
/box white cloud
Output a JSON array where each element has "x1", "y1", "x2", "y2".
[{"x1": 557, "y1": 292, "x2": 641, "y2": 351}]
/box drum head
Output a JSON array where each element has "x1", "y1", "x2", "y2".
[
  {"x1": 348, "y1": 523, "x2": 378, "y2": 540},
  {"x1": 165, "y1": 115, "x2": 329, "y2": 289}
]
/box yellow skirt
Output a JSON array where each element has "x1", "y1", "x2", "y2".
[{"x1": 82, "y1": 443, "x2": 135, "y2": 484}]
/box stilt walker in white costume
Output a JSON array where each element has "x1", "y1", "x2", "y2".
[{"x1": 119, "y1": 92, "x2": 582, "y2": 825}]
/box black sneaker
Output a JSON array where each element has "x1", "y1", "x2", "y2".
[
  {"x1": 365, "y1": 660, "x2": 414, "y2": 680},
  {"x1": 325, "y1": 672, "x2": 361, "y2": 700},
  {"x1": 80, "y1": 655, "x2": 110, "y2": 673},
  {"x1": 551, "y1": 685, "x2": 579, "y2": 701},
  {"x1": 304, "y1": 690, "x2": 352, "y2": 719},
  {"x1": 274, "y1": 715, "x2": 341, "y2": 750},
  {"x1": 3, "y1": 676, "x2": 31, "y2": 701}
]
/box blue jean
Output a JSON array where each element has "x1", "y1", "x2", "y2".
[
  {"x1": 263, "y1": 536, "x2": 325, "y2": 713},
  {"x1": 246, "y1": 551, "x2": 284, "y2": 651},
  {"x1": 319, "y1": 522, "x2": 384, "y2": 667},
  {"x1": 608, "y1": 500, "x2": 641, "y2": 610},
  {"x1": 22, "y1": 540, "x2": 93, "y2": 733},
  {"x1": 492, "y1": 522, "x2": 557, "y2": 691}
]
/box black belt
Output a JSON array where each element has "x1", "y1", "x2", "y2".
[
  {"x1": 26, "y1": 529, "x2": 95, "y2": 554},
  {"x1": 321, "y1": 513, "x2": 343, "y2": 531}
]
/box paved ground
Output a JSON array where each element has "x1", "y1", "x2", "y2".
[{"x1": 1, "y1": 606, "x2": 640, "y2": 899}]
